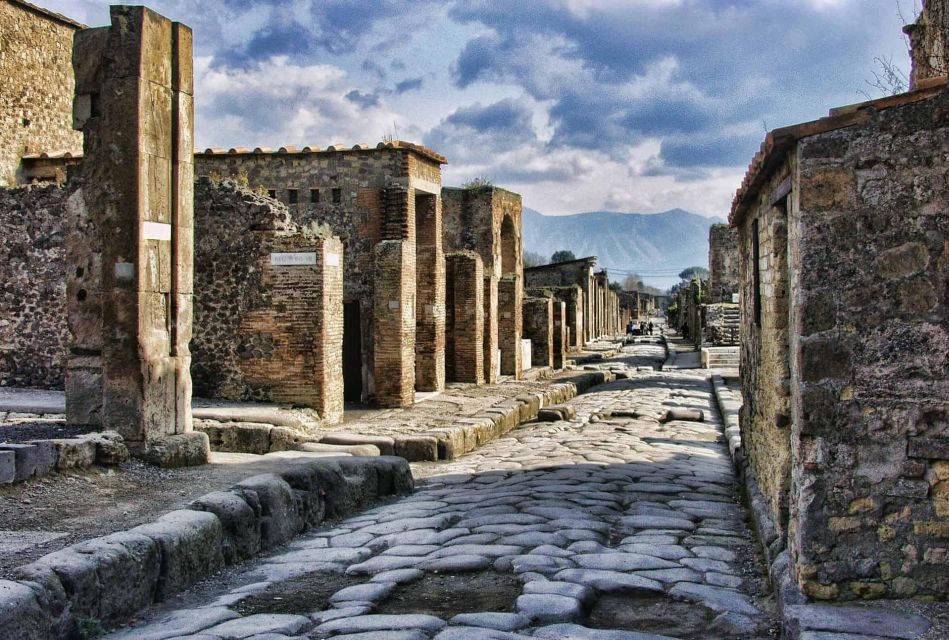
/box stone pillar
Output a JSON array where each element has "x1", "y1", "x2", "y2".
[
  {"x1": 413, "y1": 191, "x2": 445, "y2": 393},
  {"x1": 553, "y1": 300, "x2": 567, "y2": 369},
  {"x1": 445, "y1": 252, "x2": 484, "y2": 384},
  {"x1": 498, "y1": 275, "x2": 522, "y2": 378},
  {"x1": 67, "y1": 6, "x2": 207, "y2": 466},
  {"x1": 522, "y1": 297, "x2": 553, "y2": 369},
  {"x1": 483, "y1": 275, "x2": 499, "y2": 384},
  {"x1": 373, "y1": 240, "x2": 415, "y2": 407},
  {"x1": 905, "y1": 0, "x2": 948, "y2": 89}
]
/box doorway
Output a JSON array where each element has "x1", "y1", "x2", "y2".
[{"x1": 343, "y1": 301, "x2": 362, "y2": 402}]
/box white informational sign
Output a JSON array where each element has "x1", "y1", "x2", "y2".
[
  {"x1": 271, "y1": 252, "x2": 317, "y2": 266},
  {"x1": 142, "y1": 221, "x2": 172, "y2": 241},
  {"x1": 732, "y1": 293, "x2": 740, "y2": 303},
  {"x1": 325, "y1": 252, "x2": 340, "y2": 267}
]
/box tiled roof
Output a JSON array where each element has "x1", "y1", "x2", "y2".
[
  {"x1": 194, "y1": 140, "x2": 448, "y2": 165},
  {"x1": 729, "y1": 75, "x2": 948, "y2": 226}
]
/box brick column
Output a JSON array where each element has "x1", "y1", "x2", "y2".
[
  {"x1": 445, "y1": 252, "x2": 484, "y2": 384},
  {"x1": 483, "y1": 276, "x2": 499, "y2": 383},
  {"x1": 67, "y1": 6, "x2": 206, "y2": 466},
  {"x1": 553, "y1": 300, "x2": 567, "y2": 369},
  {"x1": 413, "y1": 191, "x2": 445, "y2": 393},
  {"x1": 498, "y1": 275, "x2": 522, "y2": 378},
  {"x1": 373, "y1": 240, "x2": 415, "y2": 406}
]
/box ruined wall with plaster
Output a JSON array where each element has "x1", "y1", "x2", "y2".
[
  {"x1": 709, "y1": 223, "x2": 740, "y2": 304},
  {"x1": 906, "y1": 0, "x2": 949, "y2": 88},
  {"x1": 0, "y1": 0, "x2": 83, "y2": 187}
]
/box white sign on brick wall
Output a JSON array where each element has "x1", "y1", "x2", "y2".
[
  {"x1": 325, "y1": 252, "x2": 340, "y2": 267},
  {"x1": 271, "y1": 252, "x2": 317, "y2": 266},
  {"x1": 142, "y1": 221, "x2": 172, "y2": 241}
]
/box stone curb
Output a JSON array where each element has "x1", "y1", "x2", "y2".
[
  {"x1": 708, "y1": 375, "x2": 933, "y2": 640},
  {"x1": 0, "y1": 455, "x2": 413, "y2": 640},
  {"x1": 316, "y1": 370, "x2": 615, "y2": 463},
  {"x1": 0, "y1": 431, "x2": 129, "y2": 485}
]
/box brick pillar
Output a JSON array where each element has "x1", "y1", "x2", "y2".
[
  {"x1": 483, "y1": 275, "x2": 499, "y2": 383},
  {"x1": 523, "y1": 297, "x2": 553, "y2": 369},
  {"x1": 373, "y1": 239, "x2": 415, "y2": 407},
  {"x1": 498, "y1": 275, "x2": 522, "y2": 378},
  {"x1": 413, "y1": 191, "x2": 445, "y2": 392},
  {"x1": 67, "y1": 6, "x2": 207, "y2": 466},
  {"x1": 553, "y1": 300, "x2": 567, "y2": 369},
  {"x1": 445, "y1": 252, "x2": 484, "y2": 384}
]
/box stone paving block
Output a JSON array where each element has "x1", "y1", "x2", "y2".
[
  {"x1": 0, "y1": 450, "x2": 14, "y2": 484},
  {"x1": 0, "y1": 443, "x2": 41, "y2": 482},
  {"x1": 0, "y1": 579, "x2": 50, "y2": 640},
  {"x1": 450, "y1": 612, "x2": 531, "y2": 631},
  {"x1": 533, "y1": 623, "x2": 678, "y2": 639},
  {"x1": 236, "y1": 474, "x2": 303, "y2": 549},
  {"x1": 516, "y1": 593, "x2": 584, "y2": 623},
  {"x1": 668, "y1": 582, "x2": 759, "y2": 616},
  {"x1": 316, "y1": 614, "x2": 447, "y2": 635},
  {"x1": 189, "y1": 490, "x2": 261, "y2": 564},
  {"x1": 783, "y1": 604, "x2": 932, "y2": 639},
  {"x1": 321, "y1": 433, "x2": 395, "y2": 456},
  {"x1": 204, "y1": 613, "x2": 311, "y2": 637}
]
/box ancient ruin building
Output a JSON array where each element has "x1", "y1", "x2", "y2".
[
  {"x1": 442, "y1": 186, "x2": 524, "y2": 382},
  {"x1": 524, "y1": 257, "x2": 596, "y2": 343},
  {"x1": 731, "y1": 79, "x2": 949, "y2": 600},
  {"x1": 0, "y1": 0, "x2": 83, "y2": 187},
  {"x1": 522, "y1": 296, "x2": 553, "y2": 370},
  {"x1": 528, "y1": 285, "x2": 583, "y2": 351},
  {"x1": 705, "y1": 223, "x2": 741, "y2": 346},
  {"x1": 67, "y1": 5, "x2": 207, "y2": 466},
  {"x1": 192, "y1": 179, "x2": 344, "y2": 423},
  {"x1": 905, "y1": 0, "x2": 948, "y2": 89},
  {"x1": 195, "y1": 142, "x2": 446, "y2": 407}
]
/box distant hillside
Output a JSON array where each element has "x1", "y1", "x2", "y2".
[{"x1": 522, "y1": 208, "x2": 725, "y2": 291}]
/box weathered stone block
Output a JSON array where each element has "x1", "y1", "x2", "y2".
[
  {"x1": 393, "y1": 436, "x2": 438, "y2": 462},
  {"x1": 51, "y1": 437, "x2": 96, "y2": 470},
  {"x1": 72, "y1": 531, "x2": 161, "y2": 623},
  {"x1": 235, "y1": 474, "x2": 302, "y2": 549},
  {"x1": 0, "y1": 580, "x2": 50, "y2": 640},
  {"x1": 135, "y1": 432, "x2": 209, "y2": 468},
  {"x1": 189, "y1": 490, "x2": 261, "y2": 564},
  {"x1": 0, "y1": 450, "x2": 15, "y2": 484}
]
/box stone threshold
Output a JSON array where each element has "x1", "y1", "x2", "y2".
[
  {"x1": 709, "y1": 375, "x2": 936, "y2": 640},
  {"x1": 0, "y1": 454, "x2": 413, "y2": 640}
]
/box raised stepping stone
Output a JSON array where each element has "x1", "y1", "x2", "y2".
[
  {"x1": 329, "y1": 581, "x2": 396, "y2": 604},
  {"x1": 450, "y1": 612, "x2": 531, "y2": 631},
  {"x1": 553, "y1": 569, "x2": 663, "y2": 593},
  {"x1": 204, "y1": 613, "x2": 311, "y2": 637},
  {"x1": 574, "y1": 553, "x2": 679, "y2": 571},
  {"x1": 524, "y1": 580, "x2": 596, "y2": 607},
  {"x1": 394, "y1": 435, "x2": 439, "y2": 461},
  {"x1": 784, "y1": 604, "x2": 932, "y2": 639},
  {"x1": 370, "y1": 568, "x2": 424, "y2": 584},
  {"x1": 516, "y1": 593, "x2": 584, "y2": 623},
  {"x1": 669, "y1": 582, "x2": 759, "y2": 616},
  {"x1": 660, "y1": 408, "x2": 704, "y2": 423},
  {"x1": 422, "y1": 554, "x2": 492, "y2": 572},
  {"x1": 320, "y1": 433, "x2": 395, "y2": 455},
  {"x1": 311, "y1": 604, "x2": 372, "y2": 623},
  {"x1": 316, "y1": 613, "x2": 447, "y2": 635}
]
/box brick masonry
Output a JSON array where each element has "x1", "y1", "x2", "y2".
[
  {"x1": 0, "y1": 0, "x2": 82, "y2": 187},
  {"x1": 524, "y1": 257, "x2": 596, "y2": 343},
  {"x1": 445, "y1": 251, "x2": 484, "y2": 384},
  {"x1": 498, "y1": 276, "x2": 523, "y2": 377},
  {"x1": 522, "y1": 296, "x2": 553, "y2": 369},
  {"x1": 709, "y1": 223, "x2": 740, "y2": 304},
  {"x1": 195, "y1": 143, "x2": 446, "y2": 406},
  {"x1": 192, "y1": 179, "x2": 344, "y2": 423},
  {"x1": 528, "y1": 285, "x2": 583, "y2": 351},
  {"x1": 733, "y1": 86, "x2": 949, "y2": 599}
]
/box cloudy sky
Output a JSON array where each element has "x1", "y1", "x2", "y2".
[{"x1": 45, "y1": 0, "x2": 914, "y2": 217}]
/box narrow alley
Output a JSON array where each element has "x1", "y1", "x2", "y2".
[{"x1": 107, "y1": 341, "x2": 776, "y2": 640}]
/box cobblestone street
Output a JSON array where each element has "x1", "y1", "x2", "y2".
[{"x1": 107, "y1": 343, "x2": 777, "y2": 640}]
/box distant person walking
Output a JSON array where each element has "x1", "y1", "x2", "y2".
[{"x1": 648, "y1": 321, "x2": 654, "y2": 335}]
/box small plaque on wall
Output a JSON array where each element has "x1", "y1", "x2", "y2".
[
  {"x1": 142, "y1": 221, "x2": 172, "y2": 241},
  {"x1": 271, "y1": 252, "x2": 317, "y2": 266},
  {"x1": 732, "y1": 293, "x2": 740, "y2": 303},
  {"x1": 326, "y1": 252, "x2": 340, "y2": 267}
]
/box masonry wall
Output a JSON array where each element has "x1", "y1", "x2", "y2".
[
  {"x1": 192, "y1": 179, "x2": 343, "y2": 423},
  {"x1": 0, "y1": 0, "x2": 82, "y2": 187},
  {"x1": 709, "y1": 223, "x2": 740, "y2": 304},
  {"x1": 524, "y1": 258, "x2": 595, "y2": 343},
  {"x1": 445, "y1": 251, "x2": 484, "y2": 384},
  {"x1": 738, "y1": 163, "x2": 794, "y2": 545},
  {"x1": 0, "y1": 183, "x2": 68, "y2": 388},
  {"x1": 907, "y1": 0, "x2": 948, "y2": 89},
  {"x1": 195, "y1": 145, "x2": 445, "y2": 405},
  {"x1": 528, "y1": 285, "x2": 582, "y2": 350},
  {"x1": 522, "y1": 296, "x2": 553, "y2": 369},
  {"x1": 552, "y1": 300, "x2": 567, "y2": 369},
  {"x1": 787, "y1": 91, "x2": 949, "y2": 600},
  {"x1": 498, "y1": 276, "x2": 522, "y2": 377}
]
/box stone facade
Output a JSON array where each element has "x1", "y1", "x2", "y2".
[
  {"x1": 709, "y1": 223, "x2": 740, "y2": 304},
  {"x1": 192, "y1": 179, "x2": 343, "y2": 423},
  {"x1": 528, "y1": 285, "x2": 583, "y2": 351},
  {"x1": 522, "y1": 296, "x2": 553, "y2": 369},
  {"x1": 498, "y1": 276, "x2": 523, "y2": 377},
  {"x1": 552, "y1": 299, "x2": 567, "y2": 369},
  {"x1": 0, "y1": 0, "x2": 83, "y2": 187},
  {"x1": 445, "y1": 251, "x2": 484, "y2": 384},
  {"x1": 731, "y1": 81, "x2": 949, "y2": 600},
  {"x1": 704, "y1": 303, "x2": 740, "y2": 346},
  {"x1": 195, "y1": 142, "x2": 446, "y2": 407},
  {"x1": 906, "y1": 0, "x2": 948, "y2": 89},
  {"x1": 442, "y1": 186, "x2": 524, "y2": 383},
  {"x1": 68, "y1": 6, "x2": 206, "y2": 466}
]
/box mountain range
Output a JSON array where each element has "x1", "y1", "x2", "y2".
[{"x1": 522, "y1": 207, "x2": 725, "y2": 291}]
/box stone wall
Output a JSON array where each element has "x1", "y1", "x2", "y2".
[
  {"x1": 552, "y1": 300, "x2": 567, "y2": 369},
  {"x1": 0, "y1": 183, "x2": 68, "y2": 388},
  {"x1": 192, "y1": 179, "x2": 344, "y2": 423},
  {"x1": 195, "y1": 143, "x2": 446, "y2": 406},
  {"x1": 906, "y1": 0, "x2": 948, "y2": 89},
  {"x1": 704, "y1": 303, "x2": 740, "y2": 346},
  {"x1": 709, "y1": 223, "x2": 740, "y2": 304},
  {"x1": 786, "y1": 89, "x2": 949, "y2": 600},
  {"x1": 737, "y1": 163, "x2": 794, "y2": 544},
  {"x1": 522, "y1": 296, "x2": 553, "y2": 369},
  {"x1": 528, "y1": 285, "x2": 583, "y2": 350},
  {"x1": 498, "y1": 276, "x2": 522, "y2": 377},
  {"x1": 445, "y1": 251, "x2": 484, "y2": 384},
  {"x1": 0, "y1": 1, "x2": 83, "y2": 187}
]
